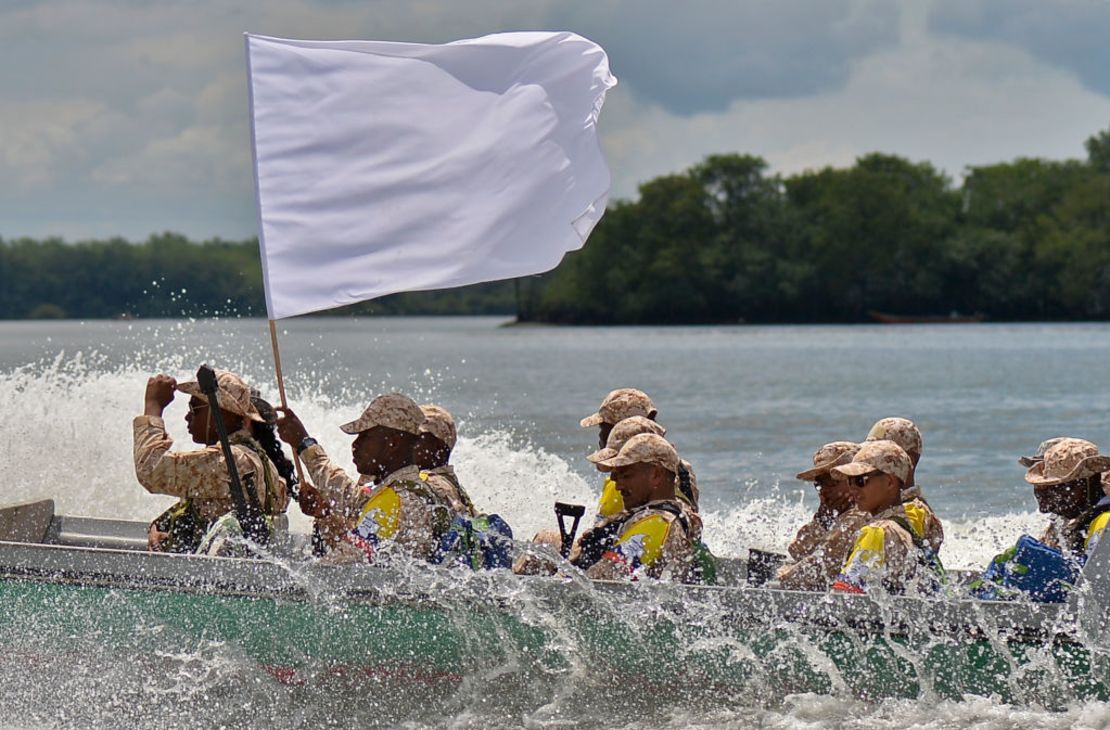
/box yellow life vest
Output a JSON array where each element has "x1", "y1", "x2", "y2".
[
  {"x1": 597, "y1": 477, "x2": 624, "y2": 518},
  {"x1": 1085, "y1": 511, "x2": 1110, "y2": 556},
  {"x1": 352, "y1": 485, "x2": 404, "y2": 542},
  {"x1": 611, "y1": 513, "x2": 672, "y2": 570}
]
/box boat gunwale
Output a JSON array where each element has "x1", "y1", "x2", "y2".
[{"x1": 0, "y1": 531, "x2": 1081, "y2": 645}]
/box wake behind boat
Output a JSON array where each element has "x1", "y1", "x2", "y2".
[{"x1": 3, "y1": 498, "x2": 1109, "y2": 709}]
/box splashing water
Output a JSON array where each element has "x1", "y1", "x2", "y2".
[{"x1": 1, "y1": 320, "x2": 1105, "y2": 728}]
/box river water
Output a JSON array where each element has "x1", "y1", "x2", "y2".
[{"x1": 3, "y1": 316, "x2": 1110, "y2": 727}]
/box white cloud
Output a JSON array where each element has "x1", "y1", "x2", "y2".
[
  {"x1": 0, "y1": 0, "x2": 1108, "y2": 240},
  {"x1": 599, "y1": 2, "x2": 1110, "y2": 198},
  {"x1": 0, "y1": 98, "x2": 109, "y2": 191}
]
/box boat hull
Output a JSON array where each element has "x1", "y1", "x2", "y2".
[{"x1": 1, "y1": 564, "x2": 1106, "y2": 710}]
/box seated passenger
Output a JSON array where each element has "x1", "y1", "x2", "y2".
[
  {"x1": 972, "y1": 437, "x2": 1105, "y2": 602},
  {"x1": 276, "y1": 393, "x2": 470, "y2": 564},
  {"x1": 514, "y1": 416, "x2": 679, "y2": 576},
  {"x1": 575, "y1": 434, "x2": 703, "y2": 582},
  {"x1": 1026, "y1": 438, "x2": 1110, "y2": 557},
  {"x1": 135, "y1": 370, "x2": 290, "y2": 554},
  {"x1": 777, "y1": 442, "x2": 870, "y2": 590},
  {"x1": 830, "y1": 440, "x2": 945, "y2": 595},
  {"x1": 864, "y1": 416, "x2": 942, "y2": 550},
  {"x1": 414, "y1": 404, "x2": 476, "y2": 518},
  {"x1": 580, "y1": 388, "x2": 700, "y2": 516}
]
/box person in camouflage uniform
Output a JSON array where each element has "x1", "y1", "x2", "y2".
[
  {"x1": 134, "y1": 370, "x2": 289, "y2": 553},
  {"x1": 276, "y1": 393, "x2": 469, "y2": 564},
  {"x1": 515, "y1": 415, "x2": 676, "y2": 576},
  {"x1": 1023, "y1": 438, "x2": 1110, "y2": 558},
  {"x1": 777, "y1": 441, "x2": 871, "y2": 591},
  {"x1": 414, "y1": 404, "x2": 476, "y2": 519},
  {"x1": 865, "y1": 417, "x2": 942, "y2": 551},
  {"x1": 830, "y1": 440, "x2": 946, "y2": 595},
  {"x1": 580, "y1": 388, "x2": 700, "y2": 514},
  {"x1": 578, "y1": 434, "x2": 702, "y2": 582}
]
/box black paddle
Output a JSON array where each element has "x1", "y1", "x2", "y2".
[
  {"x1": 197, "y1": 364, "x2": 268, "y2": 545},
  {"x1": 554, "y1": 502, "x2": 585, "y2": 558}
]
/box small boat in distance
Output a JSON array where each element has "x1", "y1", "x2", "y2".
[{"x1": 868, "y1": 310, "x2": 985, "y2": 324}]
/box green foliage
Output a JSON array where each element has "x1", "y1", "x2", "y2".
[
  {"x1": 0, "y1": 233, "x2": 516, "y2": 320},
  {"x1": 532, "y1": 129, "x2": 1110, "y2": 324},
  {"x1": 3, "y1": 123, "x2": 1109, "y2": 323}
]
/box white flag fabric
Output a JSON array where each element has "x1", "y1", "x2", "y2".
[{"x1": 245, "y1": 32, "x2": 617, "y2": 319}]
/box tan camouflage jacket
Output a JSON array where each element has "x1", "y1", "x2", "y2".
[
  {"x1": 777, "y1": 508, "x2": 870, "y2": 591},
  {"x1": 585, "y1": 499, "x2": 699, "y2": 583},
  {"x1": 301, "y1": 444, "x2": 467, "y2": 563},
  {"x1": 133, "y1": 415, "x2": 288, "y2": 521},
  {"x1": 832, "y1": 497, "x2": 945, "y2": 595},
  {"x1": 423, "y1": 465, "x2": 477, "y2": 519}
]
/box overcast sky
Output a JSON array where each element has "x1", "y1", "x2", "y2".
[{"x1": 3, "y1": 0, "x2": 1110, "y2": 242}]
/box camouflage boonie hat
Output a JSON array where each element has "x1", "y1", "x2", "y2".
[
  {"x1": 832, "y1": 440, "x2": 912, "y2": 484},
  {"x1": 1024, "y1": 438, "x2": 1110, "y2": 487},
  {"x1": 866, "y1": 418, "x2": 923, "y2": 457},
  {"x1": 1018, "y1": 437, "x2": 1070, "y2": 468},
  {"x1": 796, "y1": 441, "x2": 860, "y2": 481},
  {"x1": 340, "y1": 393, "x2": 425, "y2": 435},
  {"x1": 596, "y1": 433, "x2": 679, "y2": 473},
  {"x1": 587, "y1": 416, "x2": 667, "y2": 463},
  {"x1": 418, "y1": 404, "x2": 457, "y2": 449},
  {"x1": 177, "y1": 369, "x2": 264, "y2": 423},
  {"x1": 580, "y1": 388, "x2": 658, "y2": 428}
]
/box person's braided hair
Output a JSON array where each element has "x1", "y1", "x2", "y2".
[{"x1": 250, "y1": 391, "x2": 298, "y2": 491}]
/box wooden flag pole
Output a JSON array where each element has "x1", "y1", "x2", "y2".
[{"x1": 268, "y1": 319, "x2": 308, "y2": 488}]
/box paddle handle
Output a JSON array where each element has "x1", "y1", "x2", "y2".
[{"x1": 555, "y1": 502, "x2": 585, "y2": 558}]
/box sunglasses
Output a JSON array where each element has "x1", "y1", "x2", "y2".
[
  {"x1": 187, "y1": 401, "x2": 210, "y2": 417},
  {"x1": 849, "y1": 473, "x2": 882, "y2": 488}
]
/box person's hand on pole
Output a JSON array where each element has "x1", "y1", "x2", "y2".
[
  {"x1": 274, "y1": 406, "x2": 310, "y2": 447},
  {"x1": 144, "y1": 374, "x2": 177, "y2": 417},
  {"x1": 297, "y1": 482, "x2": 330, "y2": 518}
]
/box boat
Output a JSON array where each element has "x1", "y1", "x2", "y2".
[
  {"x1": 868, "y1": 310, "x2": 985, "y2": 324},
  {"x1": 2, "y1": 498, "x2": 1109, "y2": 709}
]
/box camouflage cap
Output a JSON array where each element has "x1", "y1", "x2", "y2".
[
  {"x1": 796, "y1": 441, "x2": 860, "y2": 481},
  {"x1": 339, "y1": 393, "x2": 425, "y2": 436},
  {"x1": 579, "y1": 388, "x2": 658, "y2": 428},
  {"x1": 831, "y1": 440, "x2": 912, "y2": 484},
  {"x1": 587, "y1": 416, "x2": 667, "y2": 463},
  {"x1": 1018, "y1": 437, "x2": 1071, "y2": 468},
  {"x1": 866, "y1": 417, "x2": 923, "y2": 457},
  {"x1": 1024, "y1": 438, "x2": 1110, "y2": 486},
  {"x1": 596, "y1": 433, "x2": 679, "y2": 473},
  {"x1": 176, "y1": 369, "x2": 264, "y2": 423},
  {"x1": 418, "y1": 404, "x2": 457, "y2": 449}
]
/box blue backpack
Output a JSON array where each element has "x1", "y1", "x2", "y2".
[
  {"x1": 430, "y1": 514, "x2": 514, "y2": 571},
  {"x1": 971, "y1": 534, "x2": 1081, "y2": 603}
]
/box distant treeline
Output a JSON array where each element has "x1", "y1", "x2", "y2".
[
  {"x1": 2, "y1": 125, "x2": 1109, "y2": 323},
  {"x1": 0, "y1": 234, "x2": 517, "y2": 319}
]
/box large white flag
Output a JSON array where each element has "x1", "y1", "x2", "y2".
[{"x1": 245, "y1": 32, "x2": 617, "y2": 319}]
